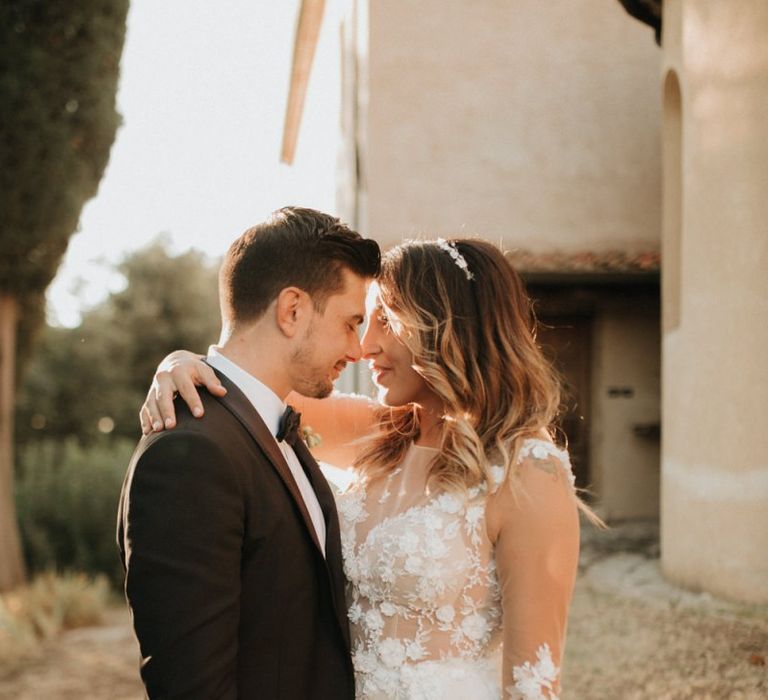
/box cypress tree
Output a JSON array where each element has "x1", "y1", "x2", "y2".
[{"x1": 0, "y1": 0, "x2": 129, "y2": 591}]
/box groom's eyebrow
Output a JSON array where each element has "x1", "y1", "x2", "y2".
[{"x1": 350, "y1": 313, "x2": 365, "y2": 325}]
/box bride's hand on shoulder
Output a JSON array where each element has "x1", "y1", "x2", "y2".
[{"x1": 140, "y1": 350, "x2": 226, "y2": 434}]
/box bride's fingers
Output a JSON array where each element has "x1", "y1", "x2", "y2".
[
  {"x1": 143, "y1": 393, "x2": 165, "y2": 432},
  {"x1": 155, "y1": 374, "x2": 179, "y2": 428},
  {"x1": 193, "y1": 363, "x2": 226, "y2": 397},
  {"x1": 168, "y1": 361, "x2": 226, "y2": 421},
  {"x1": 175, "y1": 373, "x2": 205, "y2": 420},
  {"x1": 140, "y1": 404, "x2": 153, "y2": 435}
]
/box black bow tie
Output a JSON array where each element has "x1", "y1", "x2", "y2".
[{"x1": 276, "y1": 405, "x2": 301, "y2": 445}]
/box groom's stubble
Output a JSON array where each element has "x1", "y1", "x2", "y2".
[{"x1": 289, "y1": 315, "x2": 336, "y2": 399}]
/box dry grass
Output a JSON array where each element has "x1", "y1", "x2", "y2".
[{"x1": 0, "y1": 572, "x2": 109, "y2": 673}]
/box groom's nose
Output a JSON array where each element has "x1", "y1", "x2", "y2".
[{"x1": 346, "y1": 333, "x2": 363, "y2": 362}]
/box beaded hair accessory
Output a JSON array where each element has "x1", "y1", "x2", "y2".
[{"x1": 436, "y1": 238, "x2": 474, "y2": 280}]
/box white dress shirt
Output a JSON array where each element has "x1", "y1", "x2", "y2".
[{"x1": 206, "y1": 346, "x2": 326, "y2": 556}]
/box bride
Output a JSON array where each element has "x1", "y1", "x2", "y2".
[{"x1": 142, "y1": 238, "x2": 585, "y2": 699}]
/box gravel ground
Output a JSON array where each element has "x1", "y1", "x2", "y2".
[
  {"x1": 0, "y1": 607, "x2": 142, "y2": 700},
  {"x1": 1, "y1": 520, "x2": 765, "y2": 699},
  {"x1": 564, "y1": 520, "x2": 768, "y2": 699}
]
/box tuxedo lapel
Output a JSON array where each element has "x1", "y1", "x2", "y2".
[
  {"x1": 208, "y1": 367, "x2": 325, "y2": 556},
  {"x1": 204, "y1": 364, "x2": 351, "y2": 651},
  {"x1": 291, "y1": 438, "x2": 351, "y2": 651}
]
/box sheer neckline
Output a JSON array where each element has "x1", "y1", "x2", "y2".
[{"x1": 411, "y1": 442, "x2": 439, "y2": 452}]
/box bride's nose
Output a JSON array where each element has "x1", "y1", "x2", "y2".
[{"x1": 361, "y1": 320, "x2": 381, "y2": 358}]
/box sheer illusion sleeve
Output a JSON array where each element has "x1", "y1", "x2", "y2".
[
  {"x1": 486, "y1": 443, "x2": 580, "y2": 700},
  {"x1": 289, "y1": 391, "x2": 379, "y2": 467}
]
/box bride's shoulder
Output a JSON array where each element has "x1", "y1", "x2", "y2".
[
  {"x1": 486, "y1": 435, "x2": 579, "y2": 542},
  {"x1": 487, "y1": 435, "x2": 574, "y2": 492},
  {"x1": 515, "y1": 436, "x2": 575, "y2": 487}
]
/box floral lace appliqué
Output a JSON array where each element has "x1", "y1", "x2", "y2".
[
  {"x1": 519, "y1": 439, "x2": 575, "y2": 487},
  {"x1": 336, "y1": 438, "x2": 573, "y2": 699},
  {"x1": 338, "y1": 468, "x2": 503, "y2": 698},
  {"x1": 507, "y1": 642, "x2": 560, "y2": 700}
]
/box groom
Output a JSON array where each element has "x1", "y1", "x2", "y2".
[{"x1": 117, "y1": 207, "x2": 380, "y2": 698}]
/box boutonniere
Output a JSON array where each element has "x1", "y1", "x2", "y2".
[{"x1": 300, "y1": 425, "x2": 322, "y2": 449}]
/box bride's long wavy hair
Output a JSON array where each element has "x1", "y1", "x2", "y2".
[{"x1": 353, "y1": 238, "x2": 567, "y2": 495}]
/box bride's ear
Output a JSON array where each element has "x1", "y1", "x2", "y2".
[{"x1": 275, "y1": 287, "x2": 311, "y2": 338}]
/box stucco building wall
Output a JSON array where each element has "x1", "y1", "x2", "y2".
[
  {"x1": 660, "y1": 0, "x2": 768, "y2": 603},
  {"x1": 356, "y1": 0, "x2": 661, "y2": 251},
  {"x1": 331, "y1": 0, "x2": 768, "y2": 603},
  {"x1": 337, "y1": 0, "x2": 663, "y2": 521}
]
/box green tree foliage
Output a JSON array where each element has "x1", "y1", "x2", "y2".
[
  {"x1": 0, "y1": 0, "x2": 128, "y2": 307},
  {"x1": 15, "y1": 241, "x2": 221, "y2": 585},
  {"x1": 15, "y1": 438, "x2": 135, "y2": 587},
  {"x1": 17, "y1": 239, "x2": 221, "y2": 446},
  {"x1": 0, "y1": 0, "x2": 129, "y2": 593}
]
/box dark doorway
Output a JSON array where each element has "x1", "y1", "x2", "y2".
[{"x1": 536, "y1": 315, "x2": 592, "y2": 490}]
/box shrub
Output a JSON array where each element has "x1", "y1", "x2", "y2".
[{"x1": 15, "y1": 438, "x2": 135, "y2": 588}]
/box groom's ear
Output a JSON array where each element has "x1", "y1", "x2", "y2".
[{"x1": 275, "y1": 286, "x2": 311, "y2": 338}]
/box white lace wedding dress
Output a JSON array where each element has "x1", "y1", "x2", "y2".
[{"x1": 335, "y1": 438, "x2": 579, "y2": 700}]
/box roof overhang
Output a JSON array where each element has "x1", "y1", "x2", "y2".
[
  {"x1": 508, "y1": 249, "x2": 661, "y2": 286},
  {"x1": 616, "y1": 0, "x2": 662, "y2": 44}
]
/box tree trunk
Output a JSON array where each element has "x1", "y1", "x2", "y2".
[{"x1": 0, "y1": 292, "x2": 26, "y2": 592}]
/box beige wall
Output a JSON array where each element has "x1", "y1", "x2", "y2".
[
  {"x1": 337, "y1": 1, "x2": 665, "y2": 511},
  {"x1": 592, "y1": 310, "x2": 661, "y2": 519},
  {"x1": 337, "y1": 4, "x2": 768, "y2": 604},
  {"x1": 337, "y1": 0, "x2": 366, "y2": 231},
  {"x1": 354, "y1": 0, "x2": 661, "y2": 250},
  {"x1": 661, "y1": 0, "x2": 768, "y2": 602}
]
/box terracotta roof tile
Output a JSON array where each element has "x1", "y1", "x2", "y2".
[{"x1": 505, "y1": 249, "x2": 661, "y2": 274}]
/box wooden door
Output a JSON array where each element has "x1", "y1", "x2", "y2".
[{"x1": 536, "y1": 316, "x2": 592, "y2": 491}]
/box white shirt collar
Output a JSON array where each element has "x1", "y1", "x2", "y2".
[{"x1": 206, "y1": 346, "x2": 286, "y2": 438}]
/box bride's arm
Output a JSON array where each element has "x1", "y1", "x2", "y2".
[
  {"x1": 289, "y1": 391, "x2": 379, "y2": 467},
  {"x1": 140, "y1": 350, "x2": 379, "y2": 467},
  {"x1": 485, "y1": 445, "x2": 580, "y2": 699}
]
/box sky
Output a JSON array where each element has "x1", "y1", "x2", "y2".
[{"x1": 48, "y1": 0, "x2": 342, "y2": 327}]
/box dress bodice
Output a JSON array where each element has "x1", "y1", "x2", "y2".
[{"x1": 336, "y1": 438, "x2": 576, "y2": 699}]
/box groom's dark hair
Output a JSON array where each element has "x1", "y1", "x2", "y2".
[{"x1": 220, "y1": 206, "x2": 380, "y2": 324}]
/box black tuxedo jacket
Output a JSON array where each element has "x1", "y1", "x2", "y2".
[{"x1": 117, "y1": 369, "x2": 354, "y2": 699}]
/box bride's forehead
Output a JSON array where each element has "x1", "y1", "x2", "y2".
[{"x1": 365, "y1": 282, "x2": 382, "y2": 310}]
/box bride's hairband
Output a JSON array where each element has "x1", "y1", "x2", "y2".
[{"x1": 436, "y1": 238, "x2": 474, "y2": 281}]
